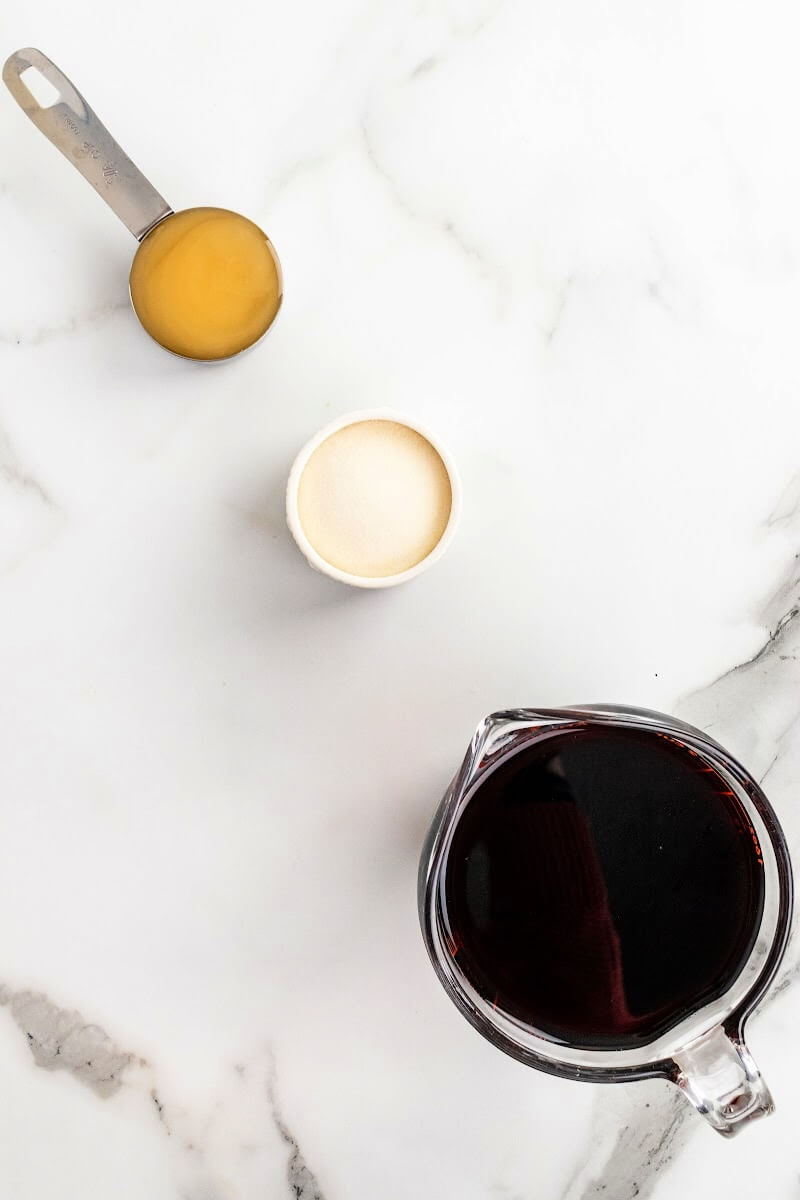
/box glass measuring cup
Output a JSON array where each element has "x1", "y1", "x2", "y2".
[
  {"x1": 3, "y1": 48, "x2": 282, "y2": 361},
  {"x1": 419, "y1": 705, "x2": 793, "y2": 1136}
]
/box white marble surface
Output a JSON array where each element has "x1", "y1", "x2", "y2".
[{"x1": 1, "y1": 0, "x2": 799, "y2": 1196}]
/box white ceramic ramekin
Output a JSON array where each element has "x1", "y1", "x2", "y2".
[{"x1": 286, "y1": 409, "x2": 462, "y2": 589}]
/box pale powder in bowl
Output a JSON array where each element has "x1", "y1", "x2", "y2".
[{"x1": 296, "y1": 419, "x2": 453, "y2": 579}]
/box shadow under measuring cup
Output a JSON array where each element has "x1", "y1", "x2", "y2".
[{"x1": 3, "y1": 48, "x2": 283, "y2": 362}]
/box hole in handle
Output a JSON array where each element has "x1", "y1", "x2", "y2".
[{"x1": 21, "y1": 66, "x2": 61, "y2": 108}]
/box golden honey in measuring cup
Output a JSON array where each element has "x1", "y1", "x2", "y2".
[
  {"x1": 130, "y1": 207, "x2": 282, "y2": 360},
  {"x1": 3, "y1": 49, "x2": 283, "y2": 361}
]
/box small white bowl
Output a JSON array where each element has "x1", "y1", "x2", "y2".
[{"x1": 286, "y1": 409, "x2": 462, "y2": 589}]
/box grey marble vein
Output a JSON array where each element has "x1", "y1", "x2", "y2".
[
  {"x1": 444, "y1": 0, "x2": 507, "y2": 39},
  {"x1": 360, "y1": 117, "x2": 501, "y2": 293},
  {"x1": 678, "y1": 498, "x2": 800, "y2": 717},
  {"x1": 767, "y1": 472, "x2": 800, "y2": 526},
  {"x1": 0, "y1": 987, "x2": 137, "y2": 1097},
  {"x1": 267, "y1": 1063, "x2": 326, "y2": 1200},
  {"x1": 0, "y1": 299, "x2": 128, "y2": 348},
  {"x1": 404, "y1": 0, "x2": 507, "y2": 82},
  {"x1": 265, "y1": 151, "x2": 338, "y2": 207},
  {"x1": 409, "y1": 55, "x2": 438, "y2": 79},
  {"x1": 765, "y1": 957, "x2": 800, "y2": 1003},
  {"x1": 717, "y1": 601, "x2": 798, "y2": 685},
  {"x1": 568, "y1": 1090, "x2": 692, "y2": 1200},
  {"x1": 151, "y1": 1088, "x2": 172, "y2": 1134},
  {"x1": 0, "y1": 427, "x2": 56, "y2": 509},
  {"x1": 542, "y1": 275, "x2": 575, "y2": 348},
  {"x1": 644, "y1": 235, "x2": 681, "y2": 317}
]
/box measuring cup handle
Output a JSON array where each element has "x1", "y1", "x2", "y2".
[
  {"x1": 673, "y1": 1025, "x2": 774, "y2": 1136},
  {"x1": 3, "y1": 47, "x2": 172, "y2": 240}
]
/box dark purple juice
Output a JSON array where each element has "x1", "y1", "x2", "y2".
[{"x1": 443, "y1": 726, "x2": 765, "y2": 1049}]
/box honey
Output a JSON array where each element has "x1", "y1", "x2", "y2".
[{"x1": 129, "y1": 207, "x2": 282, "y2": 360}]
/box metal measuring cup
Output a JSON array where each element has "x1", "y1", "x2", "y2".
[{"x1": 3, "y1": 48, "x2": 283, "y2": 361}]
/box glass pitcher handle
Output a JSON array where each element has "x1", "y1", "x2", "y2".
[{"x1": 673, "y1": 1025, "x2": 774, "y2": 1136}]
